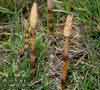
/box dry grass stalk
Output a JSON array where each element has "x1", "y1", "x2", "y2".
[
  {"x1": 61, "y1": 15, "x2": 73, "y2": 90},
  {"x1": 47, "y1": 0, "x2": 54, "y2": 33}
]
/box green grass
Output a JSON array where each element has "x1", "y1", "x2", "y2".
[{"x1": 0, "y1": 0, "x2": 100, "y2": 90}]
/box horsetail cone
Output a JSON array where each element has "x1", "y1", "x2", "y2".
[
  {"x1": 29, "y1": 2, "x2": 38, "y2": 30},
  {"x1": 64, "y1": 15, "x2": 73, "y2": 37}
]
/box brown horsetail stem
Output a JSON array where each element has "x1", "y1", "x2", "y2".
[
  {"x1": 47, "y1": 0, "x2": 54, "y2": 33},
  {"x1": 61, "y1": 15, "x2": 73, "y2": 90},
  {"x1": 19, "y1": 2, "x2": 38, "y2": 57},
  {"x1": 29, "y1": 2, "x2": 38, "y2": 76},
  {"x1": 19, "y1": 2, "x2": 38, "y2": 77}
]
